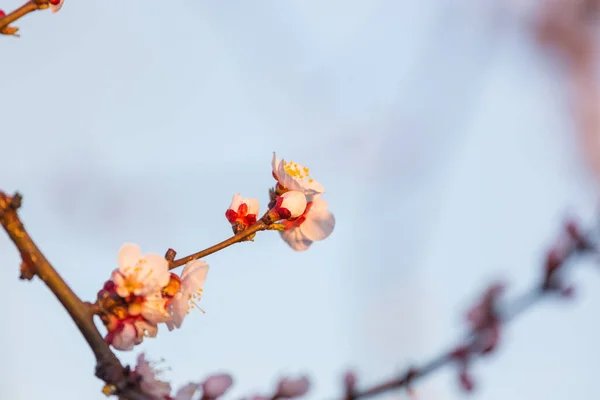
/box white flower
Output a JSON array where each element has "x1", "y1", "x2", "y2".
[
  {"x1": 276, "y1": 376, "x2": 310, "y2": 398},
  {"x1": 173, "y1": 383, "x2": 202, "y2": 400},
  {"x1": 275, "y1": 191, "x2": 307, "y2": 219},
  {"x1": 135, "y1": 353, "x2": 172, "y2": 399},
  {"x1": 166, "y1": 260, "x2": 209, "y2": 331},
  {"x1": 272, "y1": 152, "x2": 324, "y2": 196},
  {"x1": 113, "y1": 243, "x2": 170, "y2": 298},
  {"x1": 141, "y1": 291, "x2": 171, "y2": 324},
  {"x1": 49, "y1": 0, "x2": 64, "y2": 13},
  {"x1": 202, "y1": 374, "x2": 234, "y2": 398},
  {"x1": 110, "y1": 321, "x2": 137, "y2": 351},
  {"x1": 280, "y1": 195, "x2": 335, "y2": 251}
]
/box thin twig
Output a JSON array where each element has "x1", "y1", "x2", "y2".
[{"x1": 0, "y1": 0, "x2": 48, "y2": 34}]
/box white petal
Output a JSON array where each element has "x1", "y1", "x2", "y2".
[
  {"x1": 181, "y1": 260, "x2": 209, "y2": 292},
  {"x1": 118, "y1": 243, "x2": 142, "y2": 271},
  {"x1": 168, "y1": 293, "x2": 187, "y2": 330},
  {"x1": 174, "y1": 383, "x2": 202, "y2": 400},
  {"x1": 203, "y1": 374, "x2": 234, "y2": 398},
  {"x1": 112, "y1": 323, "x2": 137, "y2": 351},
  {"x1": 305, "y1": 180, "x2": 325, "y2": 195},
  {"x1": 245, "y1": 198, "x2": 260, "y2": 216},
  {"x1": 271, "y1": 152, "x2": 281, "y2": 178},
  {"x1": 300, "y1": 210, "x2": 335, "y2": 242},
  {"x1": 141, "y1": 293, "x2": 171, "y2": 323},
  {"x1": 308, "y1": 195, "x2": 328, "y2": 212},
  {"x1": 229, "y1": 193, "x2": 242, "y2": 211},
  {"x1": 134, "y1": 319, "x2": 159, "y2": 338},
  {"x1": 280, "y1": 229, "x2": 312, "y2": 252},
  {"x1": 141, "y1": 253, "x2": 170, "y2": 292},
  {"x1": 280, "y1": 191, "x2": 307, "y2": 219}
]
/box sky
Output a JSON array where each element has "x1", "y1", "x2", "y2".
[{"x1": 1, "y1": 1, "x2": 599, "y2": 400}]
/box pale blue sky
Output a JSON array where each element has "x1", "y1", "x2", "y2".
[{"x1": 1, "y1": 1, "x2": 599, "y2": 400}]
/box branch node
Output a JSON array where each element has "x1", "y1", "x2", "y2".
[{"x1": 165, "y1": 248, "x2": 177, "y2": 262}]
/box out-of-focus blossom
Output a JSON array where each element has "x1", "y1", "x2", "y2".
[
  {"x1": 166, "y1": 260, "x2": 209, "y2": 331},
  {"x1": 113, "y1": 243, "x2": 170, "y2": 298},
  {"x1": 226, "y1": 194, "x2": 259, "y2": 233},
  {"x1": 271, "y1": 152, "x2": 324, "y2": 196},
  {"x1": 49, "y1": 0, "x2": 64, "y2": 13},
  {"x1": 280, "y1": 195, "x2": 335, "y2": 251},
  {"x1": 202, "y1": 374, "x2": 234, "y2": 398},
  {"x1": 170, "y1": 383, "x2": 202, "y2": 400},
  {"x1": 134, "y1": 353, "x2": 172, "y2": 399},
  {"x1": 272, "y1": 191, "x2": 307, "y2": 220},
  {"x1": 275, "y1": 376, "x2": 310, "y2": 398}
]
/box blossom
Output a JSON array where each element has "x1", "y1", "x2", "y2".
[
  {"x1": 166, "y1": 259, "x2": 209, "y2": 331},
  {"x1": 272, "y1": 191, "x2": 307, "y2": 220},
  {"x1": 276, "y1": 376, "x2": 310, "y2": 398},
  {"x1": 226, "y1": 194, "x2": 259, "y2": 232},
  {"x1": 134, "y1": 353, "x2": 172, "y2": 399},
  {"x1": 271, "y1": 152, "x2": 324, "y2": 196},
  {"x1": 171, "y1": 383, "x2": 202, "y2": 400},
  {"x1": 202, "y1": 374, "x2": 234, "y2": 398},
  {"x1": 280, "y1": 195, "x2": 335, "y2": 251},
  {"x1": 49, "y1": 0, "x2": 64, "y2": 13},
  {"x1": 113, "y1": 243, "x2": 170, "y2": 298}
]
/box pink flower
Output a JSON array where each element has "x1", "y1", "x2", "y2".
[
  {"x1": 280, "y1": 195, "x2": 335, "y2": 251},
  {"x1": 166, "y1": 260, "x2": 209, "y2": 331},
  {"x1": 113, "y1": 243, "x2": 170, "y2": 298},
  {"x1": 276, "y1": 376, "x2": 310, "y2": 398},
  {"x1": 171, "y1": 383, "x2": 202, "y2": 400},
  {"x1": 202, "y1": 374, "x2": 234, "y2": 398},
  {"x1": 134, "y1": 353, "x2": 172, "y2": 399},
  {"x1": 271, "y1": 152, "x2": 324, "y2": 196}
]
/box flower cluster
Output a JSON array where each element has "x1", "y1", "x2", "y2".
[
  {"x1": 223, "y1": 152, "x2": 335, "y2": 251},
  {"x1": 269, "y1": 152, "x2": 335, "y2": 251},
  {"x1": 132, "y1": 353, "x2": 233, "y2": 400},
  {"x1": 97, "y1": 243, "x2": 209, "y2": 350}
]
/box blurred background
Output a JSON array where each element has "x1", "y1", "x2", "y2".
[{"x1": 1, "y1": 0, "x2": 600, "y2": 399}]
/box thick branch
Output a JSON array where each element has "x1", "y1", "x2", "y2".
[{"x1": 0, "y1": 191, "x2": 150, "y2": 399}]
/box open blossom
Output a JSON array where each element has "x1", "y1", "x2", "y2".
[
  {"x1": 166, "y1": 259, "x2": 209, "y2": 331},
  {"x1": 271, "y1": 152, "x2": 324, "y2": 196},
  {"x1": 112, "y1": 243, "x2": 170, "y2": 298},
  {"x1": 280, "y1": 195, "x2": 335, "y2": 251},
  {"x1": 272, "y1": 191, "x2": 307, "y2": 220},
  {"x1": 134, "y1": 353, "x2": 172, "y2": 399},
  {"x1": 226, "y1": 194, "x2": 259, "y2": 230}
]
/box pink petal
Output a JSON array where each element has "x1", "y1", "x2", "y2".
[
  {"x1": 280, "y1": 228, "x2": 312, "y2": 252},
  {"x1": 181, "y1": 260, "x2": 209, "y2": 292},
  {"x1": 277, "y1": 376, "x2": 310, "y2": 398},
  {"x1": 229, "y1": 193, "x2": 243, "y2": 211},
  {"x1": 111, "y1": 323, "x2": 137, "y2": 351},
  {"x1": 300, "y1": 210, "x2": 335, "y2": 242},
  {"x1": 118, "y1": 243, "x2": 142, "y2": 271},
  {"x1": 203, "y1": 374, "x2": 233, "y2": 398},
  {"x1": 174, "y1": 383, "x2": 202, "y2": 400}
]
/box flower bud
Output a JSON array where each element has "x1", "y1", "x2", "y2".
[{"x1": 274, "y1": 191, "x2": 307, "y2": 219}]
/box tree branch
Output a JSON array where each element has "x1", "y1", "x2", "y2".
[
  {"x1": 0, "y1": 191, "x2": 151, "y2": 399},
  {"x1": 167, "y1": 219, "x2": 269, "y2": 269},
  {"x1": 0, "y1": 0, "x2": 49, "y2": 35}
]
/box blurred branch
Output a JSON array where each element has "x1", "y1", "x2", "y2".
[
  {"x1": 0, "y1": 191, "x2": 151, "y2": 400},
  {"x1": 342, "y1": 220, "x2": 594, "y2": 399}
]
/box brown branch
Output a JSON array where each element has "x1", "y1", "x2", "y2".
[
  {"x1": 0, "y1": 0, "x2": 49, "y2": 35},
  {"x1": 0, "y1": 191, "x2": 151, "y2": 400},
  {"x1": 167, "y1": 218, "x2": 270, "y2": 269}
]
